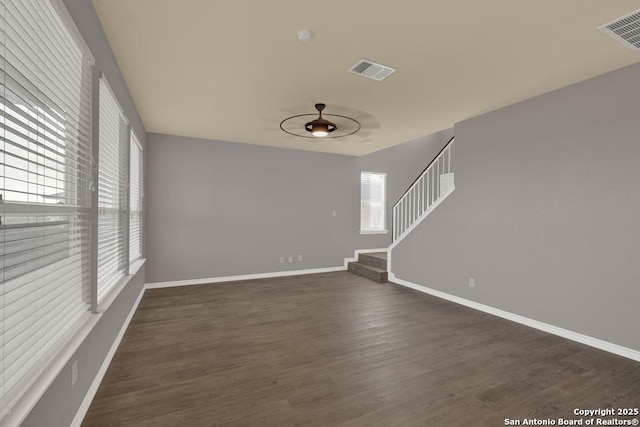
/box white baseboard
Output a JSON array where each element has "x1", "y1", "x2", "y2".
[
  {"x1": 70, "y1": 287, "x2": 146, "y2": 427},
  {"x1": 343, "y1": 248, "x2": 388, "y2": 268},
  {"x1": 145, "y1": 266, "x2": 347, "y2": 289},
  {"x1": 389, "y1": 274, "x2": 640, "y2": 363}
]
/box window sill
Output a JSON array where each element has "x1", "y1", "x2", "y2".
[
  {"x1": 97, "y1": 258, "x2": 146, "y2": 313},
  {"x1": 360, "y1": 230, "x2": 389, "y2": 235}
]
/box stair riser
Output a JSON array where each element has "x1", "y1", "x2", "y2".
[
  {"x1": 348, "y1": 262, "x2": 388, "y2": 283},
  {"x1": 358, "y1": 253, "x2": 387, "y2": 270}
]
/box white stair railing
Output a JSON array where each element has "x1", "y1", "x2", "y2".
[{"x1": 392, "y1": 138, "x2": 455, "y2": 242}]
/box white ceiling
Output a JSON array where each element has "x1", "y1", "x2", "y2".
[{"x1": 92, "y1": 0, "x2": 640, "y2": 157}]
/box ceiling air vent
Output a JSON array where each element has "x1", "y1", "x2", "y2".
[
  {"x1": 599, "y1": 9, "x2": 640, "y2": 50},
  {"x1": 348, "y1": 59, "x2": 396, "y2": 81}
]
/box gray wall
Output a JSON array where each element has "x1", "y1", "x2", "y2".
[
  {"x1": 23, "y1": 0, "x2": 148, "y2": 425},
  {"x1": 145, "y1": 129, "x2": 452, "y2": 283},
  {"x1": 391, "y1": 62, "x2": 640, "y2": 351}
]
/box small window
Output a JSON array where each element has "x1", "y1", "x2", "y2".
[{"x1": 360, "y1": 172, "x2": 387, "y2": 234}]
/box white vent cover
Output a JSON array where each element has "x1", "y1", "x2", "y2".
[
  {"x1": 348, "y1": 59, "x2": 396, "y2": 81},
  {"x1": 599, "y1": 9, "x2": 640, "y2": 50}
]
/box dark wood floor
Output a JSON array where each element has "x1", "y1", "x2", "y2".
[{"x1": 82, "y1": 271, "x2": 640, "y2": 426}]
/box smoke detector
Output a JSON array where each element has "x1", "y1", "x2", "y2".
[
  {"x1": 599, "y1": 9, "x2": 640, "y2": 50},
  {"x1": 297, "y1": 29, "x2": 313, "y2": 43},
  {"x1": 348, "y1": 59, "x2": 396, "y2": 81}
]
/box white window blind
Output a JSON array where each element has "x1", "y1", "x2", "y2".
[
  {"x1": 360, "y1": 172, "x2": 387, "y2": 233},
  {"x1": 129, "y1": 130, "x2": 142, "y2": 264},
  {"x1": 0, "y1": 0, "x2": 93, "y2": 415},
  {"x1": 97, "y1": 77, "x2": 128, "y2": 302}
]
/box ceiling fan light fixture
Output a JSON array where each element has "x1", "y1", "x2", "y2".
[
  {"x1": 305, "y1": 103, "x2": 336, "y2": 137},
  {"x1": 280, "y1": 103, "x2": 360, "y2": 139},
  {"x1": 312, "y1": 128, "x2": 328, "y2": 137},
  {"x1": 305, "y1": 119, "x2": 336, "y2": 137}
]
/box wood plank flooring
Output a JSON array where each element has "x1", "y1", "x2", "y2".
[{"x1": 82, "y1": 271, "x2": 640, "y2": 426}]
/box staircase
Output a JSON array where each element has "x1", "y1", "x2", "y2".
[
  {"x1": 348, "y1": 252, "x2": 388, "y2": 283},
  {"x1": 392, "y1": 137, "x2": 455, "y2": 244},
  {"x1": 347, "y1": 138, "x2": 455, "y2": 283}
]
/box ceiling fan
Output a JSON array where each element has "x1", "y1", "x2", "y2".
[{"x1": 280, "y1": 103, "x2": 361, "y2": 139}]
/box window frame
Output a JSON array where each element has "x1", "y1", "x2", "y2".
[
  {"x1": 359, "y1": 171, "x2": 388, "y2": 235},
  {"x1": 129, "y1": 129, "x2": 143, "y2": 264},
  {"x1": 96, "y1": 76, "x2": 130, "y2": 304}
]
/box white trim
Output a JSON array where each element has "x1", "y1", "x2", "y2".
[
  {"x1": 1, "y1": 201, "x2": 77, "y2": 214},
  {"x1": 343, "y1": 248, "x2": 388, "y2": 268},
  {"x1": 129, "y1": 258, "x2": 146, "y2": 274},
  {"x1": 130, "y1": 129, "x2": 144, "y2": 152},
  {"x1": 359, "y1": 230, "x2": 389, "y2": 235},
  {"x1": 145, "y1": 266, "x2": 346, "y2": 289},
  {"x1": 388, "y1": 275, "x2": 640, "y2": 363},
  {"x1": 70, "y1": 285, "x2": 146, "y2": 427},
  {"x1": 96, "y1": 259, "x2": 147, "y2": 313}
]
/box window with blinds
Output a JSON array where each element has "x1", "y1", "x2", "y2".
[
  {"x1": 97, "y1": 78, "x2": 128, "y2": 302},
  {"x1": 129, "y1": 130, "x2": 142, "y2": 264},
  {"x1": 0, "y1": 0, "x2": 93, "y2": 414},
  {"x1": 360, "y1": 172, "x2": 387, "y2": 233}
]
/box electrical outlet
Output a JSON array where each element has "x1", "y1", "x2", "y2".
[
  {"x1": 332, "y1": 211, "x2": 337, "y2": 217},
  {"x1": 280, "y1": 257, "x2": 285, "y2": 263},
  {"x1": 71, "y1": 360, "x2": 78, "y2": 388},
  {"x1": 469, "y1": 277, "x2": 475, "y2": 288},
  {"x1": 298, "y1": 254, "x2": 303, "y2": 262},
  {"x1": 288, "y1": 256, "x2": 293, "y2": 263}
]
